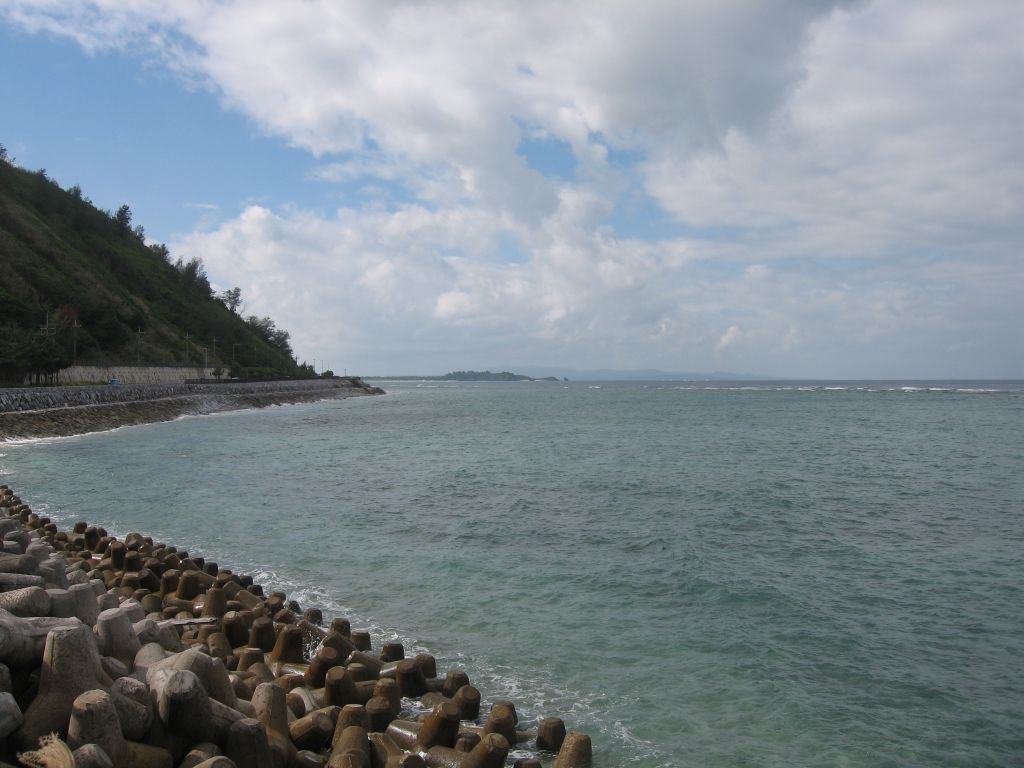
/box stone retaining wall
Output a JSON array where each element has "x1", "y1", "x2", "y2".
[
  {"x1": 0, "y1": 378, "x2": 370, "y2": 413},
  {"x1": 0, "y1": 378, "x2": 384, "y2": 440},
  {"x1": 53, "y1": 365, "x2": 217, "y2": 386}
]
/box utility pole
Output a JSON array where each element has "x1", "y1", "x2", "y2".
[
  {"x1": 135, "y1": 327, "x2": 144, "y2": 363},
  {"x1": 211, "y1": 336, "x2": 218, "y2": 362},
  {"x1": 202, "y1": 346, "x2": 208, "y2": 370},
  {"x1": 71, "y1": 318, "x2": 81, "y2": 362},
  {"x1": 39, "y1": 312, "x2": 56, "y2": 336},
  {"x1": 36, "y1": 312, "x2": 57, "y2": 387},
  {"x1": 184, "y1": 333, "x2": 190, "y2": 363},
  {"x1": 232, "y1": 343, "x2": 239, "y2": 367}
]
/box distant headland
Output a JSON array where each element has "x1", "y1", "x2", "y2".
[
  {"x1": 368, "y1": 367, "x2": 774, "y2": 382},
  {"x1": 372, "y1": 370, "x2": 563, "y2": 382}
]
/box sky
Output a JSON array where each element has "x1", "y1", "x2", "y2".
[{"x1": 1, "y1": 1, "x2": 1021, "y2": 379}]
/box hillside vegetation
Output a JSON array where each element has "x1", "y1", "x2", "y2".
[{"x1": 0, "y1": 147, "x2": 311, "y2": 385}]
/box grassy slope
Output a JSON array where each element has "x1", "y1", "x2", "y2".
[{"x1": 0, "y1": 159, "x2": 298, "y2": 376}]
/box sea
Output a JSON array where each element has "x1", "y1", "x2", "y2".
[{"x1": 1, "y1": 380, "x2": 1022, "y2": 767}]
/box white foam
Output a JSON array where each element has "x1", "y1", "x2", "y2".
[
  {"x1": 0, "y1": 430, "x2": 106, "y2": 446},
  {"x1": 236, "y1": 556, "x2": 663, "y2": 764}
]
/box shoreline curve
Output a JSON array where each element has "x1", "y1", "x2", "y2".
[
  {"x1": 0, "y1": 479, "x2": 592, "y2": 766},
  {"x1": 0, "y1": 378, "x2": 385, "y2": 441}
]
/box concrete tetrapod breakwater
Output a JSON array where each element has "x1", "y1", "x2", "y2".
[
  {"x1": 0, "y1": 484, "x2": 593, "y2": 768},
  {"x1": 0, "y1": 378, "x2": 385, "y2": 441}
]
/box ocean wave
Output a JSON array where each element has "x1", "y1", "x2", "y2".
[
  {"x1": 660, "y1": 383, "x2": 1015, "y2": 396},
  {"x1": 7, "y1": 385, "x2": 1020, "y2": 767},
  {"x1": 231, "y1": 557, "x2": 665, "y2": 766},
  {"x1": 0, "y1": 430, "x2": 110, "y2": 446}
]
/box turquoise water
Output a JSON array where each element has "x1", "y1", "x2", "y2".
[{"x1": 2, "y1": 381, "x2": 1023, "y2": 767}]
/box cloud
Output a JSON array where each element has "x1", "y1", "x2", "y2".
[
  {"x1": 1, "y1": 1, "x2": 845, "y2": 209},
  {"x1": 645, "y1": 2, "x2": 1024, "y2": 262},
  {"x1": 3, "y1": 0, "x2": 1022, "y2": 376},
  {"x1": 716, "y1": 325, "x2": 744, "y2": 353},
  {"x1": 170, "y1": 194, "x2": 1022, "y2": 378}
]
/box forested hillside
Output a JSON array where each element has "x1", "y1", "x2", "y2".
[{"x1": 0, "y1": 145, "x2": 311, "y2": 385}]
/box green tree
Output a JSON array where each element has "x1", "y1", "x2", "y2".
[
  {"x1": 0, "y1": 325, "x2": 72, "y2": 386},
  {"x1": 115, "y1": 204, "x2": 132, "y2": 234},
  {"x1": 220, "y1": 287, "x2": 242, "y2": 313},
  {"x1": 270, "y1": 327, "x2": 291, "y2": 355},
  {"x1": 245, "y1": 314, "x2": 294, "y2": 362},
  {"x1": 177, "y1": 257, "x2": 211, "y2": 298},
  {"x1": 149, "y1": 243, "x2": 171, "y2": 263},
  {"x1": 0, "y1": 326, "x2": 31, "y2": 385}
]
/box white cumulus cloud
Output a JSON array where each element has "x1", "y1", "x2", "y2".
[{"x1": 3, "y1": 0, "x2": 1022, "y2": 376}]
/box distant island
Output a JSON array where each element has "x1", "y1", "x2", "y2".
[
  {"x1": 368, "y1": 367, "x2": 776, "y2": 382},
  {"x1": 373, "y1": 370, "x2": 562, "y2": 382}
]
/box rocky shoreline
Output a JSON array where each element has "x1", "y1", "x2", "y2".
[
  {"x1": 0, "y1": 482, "x2": 592, "y2": 767},
  {"x1": 0, "y1": 379, "x2": 385, "y2": 441}
]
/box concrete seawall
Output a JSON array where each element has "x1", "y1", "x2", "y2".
[
  {"x1": 51, "y1": 364, "x2": 217, "y2": 386},
  {"x1": 0, "y1": 378, "x2": 384, "y2": 440}
]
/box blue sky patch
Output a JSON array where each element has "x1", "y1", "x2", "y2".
[
  {"x1": 516, "y1": 129, "x2": 577, "y2": 182},
  {"x1": 496, "y1": 233, "x2": 529, "y2": 264},
  {"x1": 607, "y1": 190, "x2": 683, "y2": 240},
  {"x1": 0, "y1": 25, "x2": 318, "y2": 245}
]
